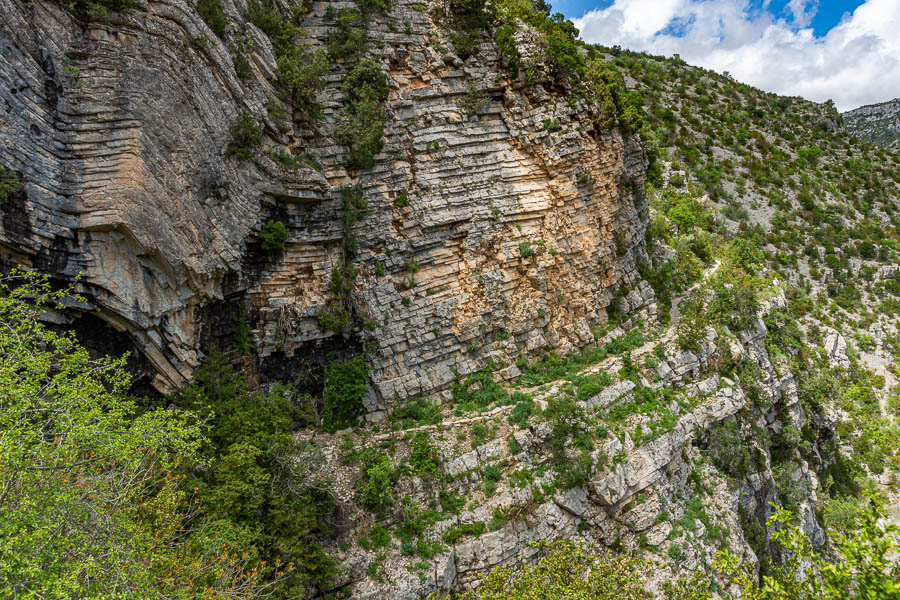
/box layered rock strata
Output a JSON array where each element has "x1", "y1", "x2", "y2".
[{"x1": 0, "y1": 0, "x2": 648, "y2": 407}]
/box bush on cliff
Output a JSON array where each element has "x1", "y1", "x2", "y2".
[
  {"x1": 53, "y1": 0, "x2": 135, "y2": 21},
  {"x1": 338, "y1": 60, "x2": 390, "y2": 170},
  {"x1": 259, "y1": 219, "x2": 289, "y2": 252},
  {"x1": 0, "y1": 166, "x2": 22, "y2": 203},
  {"x1": 322, "y1": 354, "x2": 370, "y2": 431},
  {"x1": 197, "y1": 0, "x2": 227, "y2": 38},
  {"x1": 226, "y1": 110, "x2": 263, "y2": 159}
]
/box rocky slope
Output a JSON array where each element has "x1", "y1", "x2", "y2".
[
  {"x1": 0, "y1": 0, "x2": 648, "y2": 410},
  {"x1": 312, "y1": 287, "x2": 830, "y2": 598},
  {"x1": 843, "y1": 97, "x2": 900, "y2": 151}
]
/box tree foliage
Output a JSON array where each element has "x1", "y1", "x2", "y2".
[
  {"x1": 457, "y1": 539, "x2": 648, "y2": 600},
  {"x1": 716, "y1": 500, "x2": 900, "y2": 600},
  {"x1": 0, "y1": 270, "x2": 267, "y2": 599},
  {"x1": 174, "y1": 354, "x2": 341, "y2": 598}
]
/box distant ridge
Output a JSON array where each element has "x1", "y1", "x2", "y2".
[{"x1": 842, "y1": 98, "x2": 900, "y2": 151}]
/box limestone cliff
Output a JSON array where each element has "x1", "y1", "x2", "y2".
[{"x1": 0, "y1": 0, "x2": 648, "y2": 409}]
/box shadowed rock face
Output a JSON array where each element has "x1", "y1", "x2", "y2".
[{"x1": 0, "y1": 0, "x2": 649, "y2": 408}]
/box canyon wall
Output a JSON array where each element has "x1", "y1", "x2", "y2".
[{"x1": 0, "y1": 0, "x2": 648, "y2": 408}]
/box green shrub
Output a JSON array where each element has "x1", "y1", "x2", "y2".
[
  {"x1": 226, "y1": 110, "x2": 262, "y2": 158},
  {"x1": 708, "y1": 281, "x2": 759, "y2": 332},
  {"x1": 391, "y1": 398, "x2": 442, "y2": 427},
  {"x1": 537, "y1": 15, "x2": 584, "y2": 86},
  {"x1": 197, "y1": 0, "x2": 227, "y2": 38},
  {"x1": 667, "y1": 543, "x2": 683, "y2": 560},
  {"x1": 344, "y1": 59, "x2": 390, "y2": 104},
  {"x1": 408, "y1": 432, "x2": 440, "y2": 477},
  {"x1": 441, "y1": 0, "x2": 493, "y2": 58},
  {"x1": 0, "y1": 271, "x2": 274, "y2": 598},
  {"x1": 326, "y1": 8, "x2": 368, "y2": 61},
  {"x1": 322, "y1": 355, "x2": 369, "y2": 431},
  {"x1": 460, "y1": 86, "x2": 489, "y2": 116},
  {"x1": 667, "y1": 195, "x2": 706, "y2": 231},
  {"x1": 230, "y1": 40, "x2": 254, "y2": 79},
  {"x1": 337, "y1": 95, "x2": 386, "y2": 169},
  {"x1": 727, "y1": 237, "x2": 765, "y2": 275},
  {"x1": 53, "y1": 0, "x2": 135, "y2": 21},
  {"x1": 496, "y1": 23, "x2": 521, "y2": 79},
  {"x1": 442, "y1": 521, "x2": 486, "y2": 544},
  {"x1": 248, "y1": 1, "x2": 329, "y2": 117},
  {"x1": 457, "y1": 539, "x2": 647, "y2": 600},
  {"x1": 175, "y1": 354, "x2": 340, "y2": 597},
  {"x1": 440, "y1": 490, "x2": 466, "y2": 515},
  {"x1": 0, "y1": 167, "x2": 22, "y2": 203},
  {"x1": 858, "y1": 240, "x2": 876, "y2": 259},
  {"x1": 586, "y1": 59, "x2": 620, "y2": 129},
  {"x1": 508, "y1": 397, "x2": 534, "y2": 428},
  {"x1": 359, "y1": 0, "x2": 390, "y2": 11},
  {"x1": 357, "y1": 449, "x2": 396, "y2": 510},
  {"x1": 338, "y1": 60, "x2": 389, "y2": 170},
  {"x1": 258, "y1": 220, "x2": 289, "y2": 252},
  {"x1": 276, "y1": 45, "x2": 329, "y2": 118}
]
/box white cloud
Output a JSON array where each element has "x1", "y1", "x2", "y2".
[
  {"x1": 573, "y1": 0, "x2": 900, "y2": 111},
  {"x1": 786, "y1": 0, "x2": 818, "y2": 28}
]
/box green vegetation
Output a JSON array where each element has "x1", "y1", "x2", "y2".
[
  {"x1": 338, "y1": 59, "x2": 390, "y2": 170},
  {"x1": 52, "y1": 0, "x2": 134, "y2": 21},
  {"x1": 0, "y1": 166, "x2": 22, "y2": 203},
  {"x1": 259, "y1": 219, "x2": 289, "y2": 252},
  {"x1": 197, "y1": 0, "x2": 227, "y2": 38},
  {"x1": 0, "y1": 271, "x2": 271, "y2": 598},
  {"x1": 16, "y1": 1, "x2": 900, "y2": 597},
  {"x1": 408, "y1": 431, "x2": 440, "y2": 476},
  {"x1": 247, "y1": 0, "x2": 329, "y2": 118},
  {"x1": 276, "y1": 44, "x2": 329, "y2": 119},
  {"x1": 322, "y1": 354, "x2": 369, "y2": 431},
  {"x1": 226, "y1": 110, "x2": 263, "y2": 158},
  {"x1": 442, "y1": 521, "x2": 486, "y2": 544},
  {"x1": 455, "y1": 539, "x2": 646, "y2": 600},
  {"x1": 175, "y1": 354, "x2": 340, "y2": 597},
  {"x1": 318, "y1": 185, "x2": 370, "y2": 333},
  {"x1": 357, "y1": 448, "x2": 397, "y2": 510},
  {"x1": 454, "y1": 500, "x2": 900, "y2": 600},
  {"x1": 518, "y1": 329, "x2": 644, "y2": 387}
]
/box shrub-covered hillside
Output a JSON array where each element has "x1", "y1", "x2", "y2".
[
  {"x1": 843, "y1": 97, "x2": 900, "y2": 152},
  {"x1": 596, "y1": 46, "x2": 900, "y2": 528}
]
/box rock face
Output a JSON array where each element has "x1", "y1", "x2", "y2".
[
  {"x1": 842, "y1": 97, "x2": 900, "y2": 151},
  {"x1": 0, "y1": 0, "x2": 648, "y2": 406}
]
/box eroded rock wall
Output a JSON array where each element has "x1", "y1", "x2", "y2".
[{"x1": 0, "y1": 0, "x2": 647, "y2": 405}]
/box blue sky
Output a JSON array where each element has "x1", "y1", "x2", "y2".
[
  {"x1": 567, "y1": 0, "x2": 898, "y2": 110},
  {"x1": 557, "y1": 0, "x2": 864, "y2": 37}
]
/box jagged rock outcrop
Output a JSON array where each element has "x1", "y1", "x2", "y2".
[{"x1": 0, "y1": 0, "x2": 648, "y2": 407}]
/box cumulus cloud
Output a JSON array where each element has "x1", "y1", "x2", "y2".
[{"x1": 573, "y1": 0, "x2": 900, "y2": 111}]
